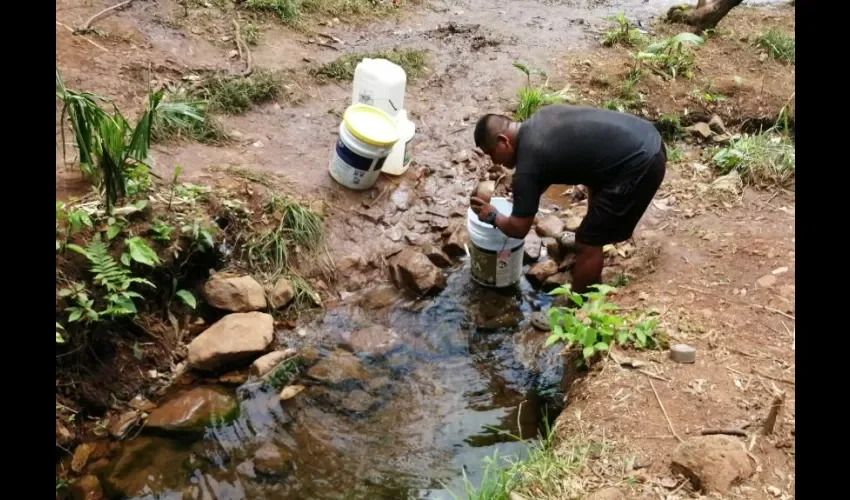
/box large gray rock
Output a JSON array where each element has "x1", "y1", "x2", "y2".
[
  {"x1": 306, "y1": 349, "x2": 368, "y2": 385},
  {"x1": 145, "y1": 387, "x2": 239, "y2": 432},
  {"x1": 671, "y1": 435, "x2": 753, "y2": 493},
  {"x1": 187, "y1": 312, "x2": 274, "y2": 371},
  {"x1": 535, "y1": 214, "x2": 565, "y2": 238},
  {"x1": 202, "y1": 274, "x2": 267, "y2": 312},
  {"x1": 390, "y1": 248, "x2": 446, "y2": 295}
]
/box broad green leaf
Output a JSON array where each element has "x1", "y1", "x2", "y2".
[
  {"x1": 636, "y1": 330, "x2": 647, "y2": 347},
  {"x1": 126, "y1": 236, "x2": 160, "y2": 267},
  {"x1": 583, "y1": 346, "x2": 595, "y2": 359},
  {"x1": 175, "y1": 290, "x2": 197, "y2": 309},
  {"x1": 617, "y1": 332, "x2": 630, "y2": 344},
  {"x1": 107, "y1": 224, "x2": 122, "y2": 240},
  {"x1": 66, "y1": 243, "x2": 88, "y2": 257},
  {"x1": 594, "y1": 342, "x2": 609, "y2": 351},
  {"x1": 68, "y1": 309, "x2": 82, "y2": 322},
  {"x1": 545, "y1": 333, "x2": 561, "y2": 347},
  {"x1": 120, "y1": 253, "x2": 131, "y2": 267},
  {"x1": 56, "y1": 331, "x2": 65, "y2": 343},
  {"x1": 670, "y1": 32, "x2": 704, "y2": 46}
]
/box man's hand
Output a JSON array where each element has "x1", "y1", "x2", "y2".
[{"x1": 470, "y1": 197, "x2": 498, "y2": 222}]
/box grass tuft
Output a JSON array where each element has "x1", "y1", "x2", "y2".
[
  {"x1": 246, "y1": 0, "x2": 403, "y2": 27},
  {"x1": 709, "y1": 132, "x2": 795, "y2": 189},
  {"x1": 193, "y1": 70, "x2": 282, "y2": 114},
  {"x1": 314, "y1": 49, "x2": 428, "y2": 81},
  {"x1": 755, "y1": 29, "x2": 795, "y2": 64},
  {"x1": 245, "y1": 0, "x2": 301, "y2": 24},
  {"x1": 601, "y1": 13, "x2": 646, "y2": 48},
  {"x1": 513, "y1": 63, "x2": 572, "y2": 121},
  {"x1": 151, "y1": 93, "x2": 230, "y2": 144},
  {"x1": 654, "y1": 113, "x2": 683, "y2": 141},
  {"x1": 241, "y1": 20, "x2": 261, "y2": 45}
]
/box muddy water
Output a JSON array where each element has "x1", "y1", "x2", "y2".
[{"x1": 109, "y1": 267, "x2": 565, "y2": 499}]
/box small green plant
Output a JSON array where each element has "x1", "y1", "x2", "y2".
[
  {"x1": 666, "y1": 145, "x2": 685, "y2": 162},
  {"x1": 315, "y1": 49, "x2": 428, "y2": 81},
  {"x1": 65, "y1": 235, "x2": 155, "y2": 321},
  {"x1": 263, "y1": 357, "x2": 299, "y2": 390},
  {"x1": 245, "y1": 0, "x2": 301, "y2": 24},
  {"x1": 193, "y1": 70, "x2": 282, "y2": 114},
  {"x1": 709, "y1": 132, "x2": 795, "y2": 188},
  {"x1": 151, "y1": 92, "x2": 229, "y2": 144},
  {"x1": 634, "y1": 33, "x2": 704, "y2": 79},
  {"x1": 56, "y1": 202, "x2": 94, "y2": 250},
  {"x1": 56, "y1": 322, "x2": 66, "y2": 344},
  {"x1": 600, "y1": 70, "x2": 643, "y2": 112},
  {"x1": 241, "y1": 20, "x2": 261, "y2": 45},
  {"x1": 655, "y1": 113, "x2": 684, "y2": 140},
  {"x1": 182, "y1": 221, "x2": 217, "y2": 252},
  {"x1": 546, "y1": 284, "x2": 660, "y2": 363},
  {"x1": 513, "y1": 63, "x2": 572, "y2": 121},
  {"x1": 602, "y1": 13, "x2": 645, "y2": 47},
  {"x1": 755, "y1": 29, "x2": 795, "y2": 64},
  {"x1": 123, "y1": 236, "x2": 161, "y2": 267},
  {"x1": 245, "y1": 197, "x2": 324, "y2": 276},
  {"x1": 150, "y1": 220, "x2": 174, "y2": 241}
]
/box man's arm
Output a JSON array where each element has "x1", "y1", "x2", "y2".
[{"x1": 493, "y1": 213, "x2": 534, "y2": 239}]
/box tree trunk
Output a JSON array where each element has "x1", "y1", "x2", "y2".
[{"x1": 666, "y1": 0, "x2": 745, "y2": 32}]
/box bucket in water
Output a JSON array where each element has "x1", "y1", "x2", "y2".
[
  {"x1": 467, "y1": 197, "x2": 525, "y2": 288},
  {"x1": 381, "y1": 109, "x2": 416, "y2": 176},
  {"x1": 329, "y1": 103, "x2": 399, "y2": 190}
]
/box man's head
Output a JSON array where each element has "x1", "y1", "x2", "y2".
[{"x1": 474, "y1": 114, "x2": 518, "y2": 168}]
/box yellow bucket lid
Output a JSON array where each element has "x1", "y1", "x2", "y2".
[{"x1": 343, "y1": 104, "x2": 400, "y2": 148}]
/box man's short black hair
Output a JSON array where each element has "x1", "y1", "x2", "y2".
[{"x1": 474, "y1": 114, "x2": 511, "y2": 151}]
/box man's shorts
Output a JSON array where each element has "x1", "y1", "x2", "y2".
[{"x1": 576, "y1": 144, "x2": 667, "y2": 247}]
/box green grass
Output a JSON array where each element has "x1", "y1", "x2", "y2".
[
  {"x1": 654, "y1": 113, "x2": 683, "y2": 141},
  {"x1": 666, "y1": 145, "x2": 685, "y2": 162},
  {"x1": 600, "y1": 70, "x2": 642, "y2": 113},
  {"x1": 513, "y1": 62, "x2": 572, "y2": 121},
  {"x1": 193, "y1": 70, "x2": 282, "y2": 114},
  {"x1": 314, "y1": 49, "x2": 428, "y2": 81},
  {"x1": 634, "y1": 32, "x2": 703, "y2": 80},
  {"x1": 454, "y1": 416, "x2": 607, "y2": 500},
  {"x1": 151, "y1": 93, "x2": 230, "y2": 144},
  {"x1": 709, "y1": 132, "x2": 795, "y2": 189},
  {"x1": 755, "y1": 29, "x2": 795, "y2": 64},
  {"x1": 601, "y1": 13, "x2": 646, "y2": 48},
  {"x1": 246, "y1": 0, "x2": 401, "y2": 26},
  {"x1": 241, "y1": 20, "x2": 261, "y2": 45}
]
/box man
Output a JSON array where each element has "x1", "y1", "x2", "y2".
[{"x1": 470, "y1": 104, "x2": 666, "y2": 295}]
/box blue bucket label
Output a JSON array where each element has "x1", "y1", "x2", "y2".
[{"x1": 331, "y1": 139, "x2": 387, "y2": 186}]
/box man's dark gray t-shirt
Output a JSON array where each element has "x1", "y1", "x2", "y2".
[{"x1": 511, "y1": 104, "x2": 662, "y2": 218}]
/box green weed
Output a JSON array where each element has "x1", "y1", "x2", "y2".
[
  {"x1": 709, "y1": 132, "x2": 795, "y2": 189},
  {"x1": 602, "y1": 13, "x2": 645, "y2": 48},
  {"x1": 193, "y1": 70, "x2": 282, "y2": 114},
  {"x1": 241, "y1": 20, "x2": 261, "y2": 45},
  {"x1": 263, "y1": 357, "x2": 300, "y2": 390},
  {"x1": 513, "y1": 63, "x2": 572, "y2": 121},
  {"x1": 245, "y1": 0, "x2": 301, "y2": 24},
  {"x1": 654, "y1": 113, "x2": 683, "y2": 140},
  {"x1": 755, "y1": 29, "x2": 795, "y2": 64},
  {"x1": 151, "y1": 92, "x2": 230, "y2": 144},
  {"x1": 244, "y1": 196, "x2": 324, "y2": 277},
  {"x1": 547, "y1": 284, "x2": 661, "y2": 363},
  {"x1": 634, "y1": 33, "x2": 704, "y2": 79},
  {"x1": 56, "y1": 322, "x2": 66, "y2": 344},
  {"x1": 315, "y1": 49, "x2": 428, "y2": 81},
  {"x1": 150, "y1": 220, "x2": 174, "y2": 241},
  {"x1": 666, "y1": 145, "x2": 685, "y2": 162}
]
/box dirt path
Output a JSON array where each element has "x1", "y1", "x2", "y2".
[{"x1": 56, "y1": 0, "x2": 795, "y2": 498}]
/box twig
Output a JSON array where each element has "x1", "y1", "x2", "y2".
[
  {"x1": 75, "y1": 0, "x2": 133, "y2": 34},
  {"x1": 56, "y1": 21, "x2": 109, "y2": 52},
  {"x1": 517, "y1": 400, "x2": 525, "y2": 440},
  {"x1": 677, "y1": 284, "x2": 795, "y2": 320},
  {"x1": 232, "y1": 19, "x2": 253, "y2": 77},
  {"x1": 700, "y1": 428, "x2": 747, "y2": 437},
  {"x1": 753, "y1": 369, "x2": 794, "y2": 386},
  {"x1": 639, "y1": 369, "x2": 671, "y2": 382},
  {"x1": 367, "y1": 186, "x2": 389, "y2": 208},
  {"x1": 762, "y1": 391, "x2": 786, "y2": 435},
  {"x1": 648, "y1": 379, "x2": 684, "y2": 443}
]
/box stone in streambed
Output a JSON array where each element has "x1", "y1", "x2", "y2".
[
  {"x1": 306, "y1": 349, "x2": 368, "y2": 385},
  {"x1": 268, "y1": 279, "x2": 295, "y2": 309},
  {"x1": 250, "y1": 348, "x2": 298, "y2": 377},
  {"x1": 422, "y1": 244, "x2": 453, "y2": 268},
  {"x1": 389, "y1": 248, "x2": 446, "y2": 295},
  {"x1": 187, "y1": 312, "x2": 274, "y2": 371},
  {"x1": 535, "y1": 214, "x2": 564, "y2": 238},
  {"x1": 252, "y1": 442, "x2": 294, "y2": 477},
  {"x1": 145, "y1": 386, "x2": 239, "y2": 432},
  {"x1": 526, "y1": 260, "x2": 558, "y2": 286},
  {"x1": 202, "y1": 274, "x2": 267, "y2": 312}
]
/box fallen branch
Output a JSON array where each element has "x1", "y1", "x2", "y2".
[
  {"x1": 753, "y1": 369, "x2": 795, "y2": 386},
  {"x1": 75, "y1": 0, "x2": 134, "y2": 34},
  {"x1": 640, "y1": 369, "x2": 671, "y2": 382},
  {"x1": 762, "y1": 392, "x2": 786, "y2": 435},
  {"x1": 648, "y1": 379, "x2": 684, "y2": 443},
  {"x1": 700, "y1": 428, "x2": 747, "y2": 437},
  {"x1": 232, "y1": 19, "x2": 254, "y2": 77}
]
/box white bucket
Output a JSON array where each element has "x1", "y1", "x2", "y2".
[
  {"x1": 467, "y1": 197, "x2": 525, "y2": 288},
  {"x1": 329, "y1": 104, "x2": 400, "y2": 190},
  {"x1": 352, "y1": 58, "x2": 407, "y2": 118},
  {"x1": 382, "y1": 110, "x2": 416, "y2": 176}
]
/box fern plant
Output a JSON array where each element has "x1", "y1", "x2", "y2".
[{"x1": 66, "y1": 235, "x2": 155, "y2": 319}]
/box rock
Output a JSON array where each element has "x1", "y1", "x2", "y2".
[
  {"x1": 451, "y1": 149, "x2": 470, "y2": 163},
  {"x1": 390, "y1": 248, "x2": 447, "y2": 295},
  {"x1": 252, "y1": 442, "x2": 294, "y2": 477},
  {"x1": 564, "y1": 215, "x2": 583, "y2": 233},
  {"x1": 405, "y1": 232, "x2": 429, "y2": 246},
  {"x1": 530, "y1": 311, "x2": 551, "y2": 331},
  {"x1": 469, "y1": 290, "x2": 523, "y2": 329},
  {"x1": 218, "y1": 371, "x2": 248, "y2": 385},
  {"x1": 341, "y1": 390, "x2": 377, "y2": 413},
  {"x1": 586, "y1": 487, "x2": 625, "y2": 500},
  {"x1": 558, "y1": 231, "x2": 578, "y2": 254},
  {"x1": 669, "y1": 344, "x2": 697, "y2": 364},
  {"x1": 711, "y1": 171, "x2": 742, "y2": 195},
  {"x1": 542, "y1": 237, "x2": 561, "y2": 261},
  {"x1": 279, "y1": 385, "x2": 306, "y2": 401},
  {"x1": 712, "y1": 133, "x2": 732, "y2": 143},
  {"x1": 70, "y1": 475, "x2": 104, "y2": 500},
  {"x1": 250, "y1": 349, "x2": 297, "y2": 377},
  {"x1": 145, "y1": 387, "x2": 239, "y2": 432},
  {"x1": 708, "y1": 114, "x2": 727, "y2": 134},
  {"x1": 104, "y1": 436, "x2": 187, "y2": 497},
  {"x1": 391, "y1": 186, "x2": 411, "y2": 211},
  {"x1": 360, "y1": 285, "x2": 398, "y2": 309},
  {"x1": 756, "y1": 274, "x2": 777, "y2": 288},
  {"x1": 543, "y1": 272, "x2": 571, "y2": 291},
  {"x1": 307, "y1": 349, "x2": 368, "y2": 385},
  {"x1": 527, "y1": 260, "x2": 559, "y2": 285},
  {"x1": 108, "y1": 410, "x2": 143, "y2": 440},
  {"x1": 535, "y1": 215, "x2": 565, "y2": 238},
  {"x1": 299, "y1": 345, "x2": 321, "y2": 366},
  {"x1": 422, "y1": 244, "x2": 453, "y2": 268},
  {"x1": 202, "y1": 274, "x2": 267, "y2": 312},
  {"x1": 671, "y1": 435, "x2": 753, "y2": 493},
  {"x1": 269, "y1": 279, "x2": 295, "y2": 309},
  {"x1": 187, "y1": 312, "x2": 274, "y2": 371},
  {"x1": 523, "y1": 232, "x2": 542, "y2": 263},
  {"x1": 442, "y1": 227, "x2": 469, "y2": 257},
  {"x1": 687, "y1": 122, "x2": 714, "y2": 140},
  {"x1": 344, "y1": 324, "x2": 398, "y2": 356},
  {"x1": 71, "y1": 443, "x2": 94, "y2": 473}
]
